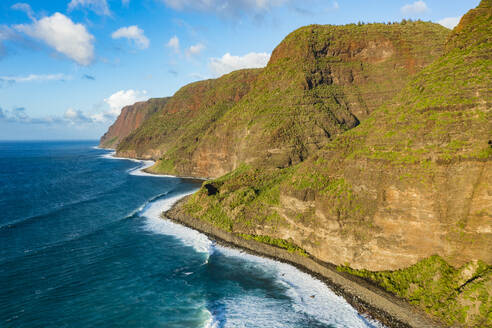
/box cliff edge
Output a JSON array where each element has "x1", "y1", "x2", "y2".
[{"x1": 99, "y1": 97, "x2": 169, "y2": 149}]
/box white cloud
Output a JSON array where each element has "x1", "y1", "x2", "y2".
[
  {"x1": 122, "y1": 0, "x2": 130, "y2": 6},
  {"x1": 401, "y1": 1, "x2": 429, "y2": 15},
  {"x1": 64, "y1": 108, "x2": 93, "y2": 124},
  {"x1": 0, "y1": 73, "x2": 69, "y2": 83},
  {"x1": 0, "y1": 100, "x2": 137, "y2": 126},
  {"x1": 166, "y1": 35, "x2": 180, "y2": 53},
  {"x1": 186, "y1": 43, "x2": 205, "y2": 57},
  {"x1": 209, "y1": 52, "x2": 270, "y2": 76},
  {"x1": 68, "y1": 0, "x2": 111, "y2": 16},
  {"x1": 112, "y1": 25, "x2": 149, "y2": 49},
  {"x1": 437, "y1": 16, "x2": 461, "y2": 29},
  {"x1": 0, "y1": 107, "x2": 29, "y2": 123},
  {"x1": 90, "y1": 112, "x2": 106, "y2": 123},
  {"x1": 104, "y1": 89, "x2": 148, "y2": 117},
  {"x1": 15, "y1": 13, "x2": 95, "y2": 66},
  {"x1": 11, "y1": 3, "x2": 35, "y2": 20},
  {"x1": 162, "y1": 0, "x2": 286, "y2": 16},
  {"x1": 332, "y1": 1, "x2": 339, "y2": 10},
  {"x1": 0, "y1": 107, "x2": 65, "y2": 124}
]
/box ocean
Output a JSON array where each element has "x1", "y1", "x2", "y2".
[{"x1": 0, "y1": 141, "x2": 382, "y2": 328}]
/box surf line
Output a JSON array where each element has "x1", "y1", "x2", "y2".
[{"x1": 98, "y1": 148, "x2": 385, "y2": 328}]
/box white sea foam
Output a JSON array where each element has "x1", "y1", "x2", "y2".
[
  {"x1": 98, "y1": 149, "x2": 211, "y2": 253},
  {"x1": 140, "y1": 192, "x2": 213, "y2": 255},
  {"x1": 97, "y1": 150, "x2": 184, "y2": 178},
  {"x1": 210, "y1": 246, "x2": 383, "y2": 328},
  {"x1": 128, "y1": 161, "x2": 177, "y2": 178},
  {"x1": 99, "y1": 148, "x2": 384, "y2": 328},
  {"x1": 141, "y1": 192, "x2": 383, "y2": 328},
  {"x1": 98, "y1": 150, "x2": 118, "y2": 160}
]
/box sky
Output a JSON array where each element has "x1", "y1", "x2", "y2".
[{"x1": 0, "y1": 0, "x2": 480, "y2": 140}]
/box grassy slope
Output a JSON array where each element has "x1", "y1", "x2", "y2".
[
  {"x1": 338, "y1": 256, "x2": 491, "y2": 327},
  {"x1": 117, "y1": 68, "x2": 261, "y2": 165},
  {"x1": 336, "y1": 1, "x2": 492, "y2": 165},
  {"x1": 333, "y1": 5, "x2": 492, "y2": 326},
  {"x1": 184, "y1": 2, "x2": 491, "y2": 326},
  {"x1": 100, "y1": 136, "x2": 118, "y2": 149}
]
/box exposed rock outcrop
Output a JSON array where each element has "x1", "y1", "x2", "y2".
[
  {"x1": 183, "y1": 0, "x2": 491, "y2": 271},
  {"x1": 115, "y1": 22, "x2": 449, "y2": 177},
  {"x1": 99, "y1": 97, "x2": 169, "y2": 149},
  {"x1": 116, "y1": 68, "x2": 261, "y2": 176}
]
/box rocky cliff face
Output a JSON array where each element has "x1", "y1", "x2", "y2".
[
  {"x1": 185, "y1": 1, "x2": 491, "y2": 270},
  {"x1": 115, "y1": 21, "x2": 448, "y2": 177},
  {"x1": 101, "y1": 5, "x2": 491, "y2": 326},
  {"x1": 116, "y1": 68, "x2": 261, "y2": 177},
  {"x1": 183, "y1": 3, "x2": 491, "y2": 326},
  {"x1": 99, "y1": 97, "x2": 169, "y2": 149}
]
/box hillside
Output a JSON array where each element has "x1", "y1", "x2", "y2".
[
  {"x1": 116, "y1": 21, "x2": 448, "y2": 177},
  {"x1": 183, "y1": 1, "x2": 491, "y2": 327},
  {"x1": 100, "y1": 2, "x2": 492, "y2": 326},
  {"x1": 99, "y1": 97, "x2": 169, "y2": 149},
  {"x1": 117, "y1": 68, "x2": 261, "y2": 176}
]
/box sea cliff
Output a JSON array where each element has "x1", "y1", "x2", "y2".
[
  {"x1": 100, "y1": 1, "x2": 492, "y2": 326},
  {"x1": 99, "y1": 97, "x2": 169, "y2": 149},
  {"x1": 115, "y1": 21, "x2": 449, "y2": 177},
  {"x1": 166, "y1": 195, "x2": 445, "y2": 328}
]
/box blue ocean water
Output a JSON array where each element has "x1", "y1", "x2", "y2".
[{"x1": 0, "y1": 141, "x2": 381, "y2": 328}]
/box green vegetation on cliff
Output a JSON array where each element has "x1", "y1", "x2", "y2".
[
  {"x1": 117, "y1": 69, "x2": 260, "y2": 171},
  {"x1": 238, "y1": 233, "x2": 308, "y2": 256},
  {"x1": 336, "y1": 0, "x2": 492, "y2": 165},
  {"x1": 101, "y1": 2, "x2": 491, "y2": 326},
  {"x1": 182, "y1": 0, "x2": 490, "y2": 257},
  {"x1": 338, "y1": 256, "x2": 492, "y2": 327},
  {"x1": 116, "y1": 21, "x2": 448, "y2": 176},
  {"x1": 178, "y1": 2, "x2": 491, "y2": 327},
  {"x1": 184, "y1": 164, "x2": 293, "y2": 232}
]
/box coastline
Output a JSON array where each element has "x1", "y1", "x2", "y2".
[
  {"x1": 99, "y1": 147, "x2": 442, "y2": 328},
  {"x1": 98, "y1": 147, "x2": 209, "y2": 181},
  {"x1": 164, "y1": 196, "x2": 446, "y2": 328}
]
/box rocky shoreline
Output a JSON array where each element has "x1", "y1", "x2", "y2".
[{"x1": 164, "y1": 196, "x2": 446, "y2": 328}]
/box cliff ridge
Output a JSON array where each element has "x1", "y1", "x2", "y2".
[{"x1": 100, "y1": 3, "x2": 491, "y2": 326}]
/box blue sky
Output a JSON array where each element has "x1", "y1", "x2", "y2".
[{"x1": 0, "y1": 0, "x2": 480, "y2": 140}]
